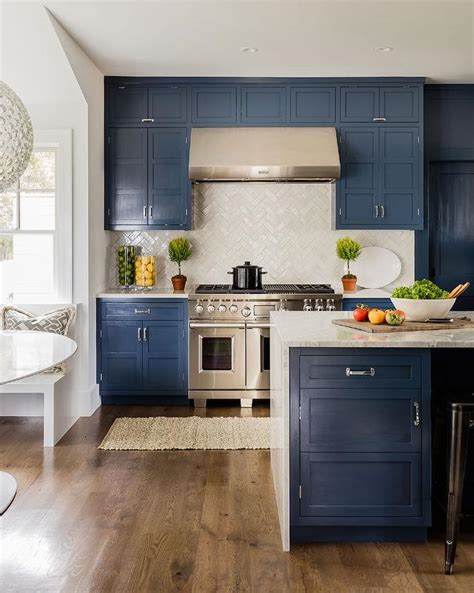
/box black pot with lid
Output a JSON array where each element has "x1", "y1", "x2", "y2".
[{"x1": 228, "y1": 261, "x2": 267, "y2": 290}]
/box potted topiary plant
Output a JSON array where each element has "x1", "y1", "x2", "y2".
[
  {"x1": 336, "y1": 237, "x2": 361, "y2": 292},
  {"x1": 168, "y1": 237, "x2": 192, "y2": 291}
]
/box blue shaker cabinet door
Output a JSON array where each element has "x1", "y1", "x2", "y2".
[
  {"x1": 148, "y1": 128, "x2": 188, "y2": 227},
  {"x1": 380, "y1": 87, "x2": 419, "y2": 123},
  {"x1": 107, "y1": 128, "x2": 148, "y2": 226},
  {"x1": 191, "y1": 87, "x2": 237, "y2": 124},
  {"x1": 380, "y1": 128, "x2": 420, "y2": 227},
  {"x1": 149, "y1": 86, "x2": 187, "y2": 123},
  {"x1": 339, "y1": 127, "x2": 379, "y2": 226},
  {"x1": 101, "y1": 321, "x2": 142, "y2": 391},
  {"x1": 340, "y1": 87, "x2": 379, "y2": 122},
  {"x1": 108, "y1": 85, "x2": 148, "y2": 124},
  {"x1": 290, "y1": 87, "x2": 336, "y2": 124},
  {"x1": 240, "y1": 87, "x2": 287, "y2": 125},
  {"x1": 143, "y1": 320, "x2": 186, "y2": 392},
  {"x1": 300, "y1": 452, "x2": 423, "y2": 519}
]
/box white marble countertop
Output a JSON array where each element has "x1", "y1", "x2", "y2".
[
  {"x1": 271, "y1": 310, "x2": 474, "y2": 349},
  {"x1": 97, "y1": 287, "x2": 189, "y2": 298},
  {"x1": 343, "y1": 288, "x2": 392, "y2": 299},
  {"x1": 0, "y1": 331, "x2": 77, "y2": 385}
]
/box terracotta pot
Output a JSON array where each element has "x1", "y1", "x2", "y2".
[
  {"x1": 171, "y1": 275, "x2": 187, "y2": 291},
  {"x1": 341, "y1": 276, "x2": 357, "y2": 292}
]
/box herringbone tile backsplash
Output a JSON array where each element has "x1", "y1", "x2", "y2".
[{"x1": 109, "y1": 183, "x2": 414, "y2": 291}]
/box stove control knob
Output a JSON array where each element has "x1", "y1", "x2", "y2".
[
  {"x1": 315, "y1": 299, "x2": 325, "y2": 312},
  {"x1": 229, "y1": 304, "x2": 238, "y2": 314},
  {"x1": 303, "y1": 299, "x2": 312, "y2": 312},
  {"x1": 241, "y1": 306, "x2": 251, "y2": 318},
  {"x1": 195, "y1": 303, "x2": 204, "y2": 314},
  {"x1": 218, "y1": 303, "x2": 227, "y2": 313},
  {"x1": 207, "y1": 303, "x2": 216, "y2": 313},
  {"x1": 279, "y1": 299, "x2": 288, "y2": 311},
  {"x1": 326, "y1": 299, "x2": 336, "y2": 312}
]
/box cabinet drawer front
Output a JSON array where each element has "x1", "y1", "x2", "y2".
[
  {"x1": 300, "y1": 452, "x2": 422, "y2": 518},
  {"x1": 300, "y1": 354, "x2": 421, "y2": 389},
  {"x1": 102, "y1": 302, "x2": 185, "y2": 321},
  {"x1": 300, "y1": 389, "x2": 422, "y2": 452}
]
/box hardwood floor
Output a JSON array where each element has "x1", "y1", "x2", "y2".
[{"x1": 1, "y1": 403, "x2": 473, "y2": 593}]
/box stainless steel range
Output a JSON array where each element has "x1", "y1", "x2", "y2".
[{"x1": 188, "y1": 284, "x2": 342, "y2": 407}]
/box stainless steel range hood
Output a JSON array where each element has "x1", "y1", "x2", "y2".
[{"x1": 189, "y1": 127, "x2": 341, "y2": 182}]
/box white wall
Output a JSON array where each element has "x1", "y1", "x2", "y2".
[{"x1": 0, "y1": 2, "x2": 107, "y2": 416}]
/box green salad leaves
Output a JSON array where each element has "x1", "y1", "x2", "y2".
[{"x1": 392, "y1": 279, "x2": 449, "y2": 300}]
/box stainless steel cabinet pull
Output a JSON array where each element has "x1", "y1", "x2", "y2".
[
  {"x1": 134, "y1": 308, "x2": 151, "y2": 314},
  {"x1": 380, "y1": 205, "x2": 385, "y2": 218},
  {"x1": 141, "y1": 118, "x2": 155, "y2": 123},
  {"x1": 413, "y1": 401, "x2": 421, "y2": 426},
  {"x1": 346, "y1": 367, "x2": 376, "y2": 377},
  {"x1": 137, "y1": 327, "x2": 142, "y2": 341},
  {"x1": 149, "y1": 206, "x2": 153, "y2": 218},
  {"x1": 143, "y1": 327, "x2": 148, "y2": 342},
  {"x1": 373, "y1": 117, "x2": 387, "y2": 122},
  {"x1": 143, "y1": 206, "x2": 147, "y2": 218},
  {"x1": 375, "y1": 205, "x2": 379, "y2": 218}
]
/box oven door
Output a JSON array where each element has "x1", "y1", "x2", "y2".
[
  {"x1": 189, "y1": 322, "x2": 246, "y2": 390},
  {"x1": 246, "y1": 323, "x2": 270, "y2": 390}
]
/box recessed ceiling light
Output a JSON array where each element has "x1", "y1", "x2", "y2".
[
  {"x1": 376, "y1": 46, "x2": 394, "y2": 53},
  {"x1": 241, "y1": 47, "x2": 258, "y2": 53}
]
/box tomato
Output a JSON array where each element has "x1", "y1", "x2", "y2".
[
  {"x1": 368, "y1": 309, "x2": 386, "y2": 325},
  {"x1": 353, "y1": 305, "x2": 369, "y2": 322},
  {"x1": 386, "y1": 308, "x2": 406, "y2": 321},
  {"x1": 385, "y1": 311, "x2": 404, "y2": 326}
]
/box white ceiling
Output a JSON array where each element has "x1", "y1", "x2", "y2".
[{"x1": 42, "y1": 0, "x2": 474, "y2": 82}]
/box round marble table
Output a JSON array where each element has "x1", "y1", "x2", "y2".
[{"x1": 0, "y1": 331, "x2": 77, "y2": 514}]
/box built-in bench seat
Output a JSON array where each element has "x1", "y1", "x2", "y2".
[{"x1": 0, "y1": 372, "x2": 77, "y2": 446}]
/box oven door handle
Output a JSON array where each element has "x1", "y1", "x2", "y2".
[
  {"x1": 189, "y1": 322, "x2": 245, "y2": 329},
  {"x1": 246, "y1": 323, "x2": 271, "y2": 329}
]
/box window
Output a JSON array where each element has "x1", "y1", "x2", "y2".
[{"x1": 0, "y1": 130, "x2": 72, "y2": 303}]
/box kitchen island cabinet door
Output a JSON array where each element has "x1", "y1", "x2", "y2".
[
  {"x1": 101, "y1": 321, "x2": 143, "y2": 392},
  {"x1": 143, "y1": 320, "x2": 186, "y2": 394},
  {"x1": 106, "y1": 128, "x2": 148, "y2": 228},
  {"x1": 299, "y1": 452, "x2": 423, "y2": 521},
  {"x1": 148, "y1": 128, "x2": 188, "y2": 228}
]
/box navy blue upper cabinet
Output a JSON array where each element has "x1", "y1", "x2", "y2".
[
  {"x1": 148, "y1": 128, "x2": 188, "y2": 227},
  {"x1": 105, "y1": 78, "x2": 424, "y2": 231},
  {"x1": 107, "y1": 128, "x2": 148, "y2": 226},
  {"x1": 191, "y1": 86, "x2": 237, "y2": 124},
  {"x1": 338, "y1": 125, "x2": 422, "y2": 229},
  {"x1": 380, "y1": 87, "x2": 419, "y2": 123},
  {"x1": 339, "y1": 127, "x2": 378, "y2": 226},
  {"x1": 149, "y1": 86, "x2": 187, "y2": 123},
  {"x1": 108, "y1": 85, "x2": 148, "y2": 124},
  {"x1": 290, "y1": 87, "x2": 336, "y2": 124},
  {"x1": 380, "y1": 127, "x2": 420, "y2": 226},
  {"x1": 341, "y1": 86, "x2": 419, "y2": 123},
  {"x1": 240, "y1": 87, "x2": 287, "y2": 125}
]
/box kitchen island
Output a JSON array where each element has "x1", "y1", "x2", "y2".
[{"x1": 270, "y1": 310, "x2": 474, "y2": 550}]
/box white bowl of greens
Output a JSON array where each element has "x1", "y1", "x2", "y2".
[{"x1": 391, "y1": 280, "x2": 454, "y2": 321}]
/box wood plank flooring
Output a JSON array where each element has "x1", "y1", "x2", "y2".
[{"x1": 1, "y1": 403, "x2": 473, "y2": 593}]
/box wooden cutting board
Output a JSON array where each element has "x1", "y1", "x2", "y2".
[{"x1": 332, "y1": 318, "x2": 474, "y2": 333}]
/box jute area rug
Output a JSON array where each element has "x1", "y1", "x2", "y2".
[{"x1": 99, "y1": 416, "x2": 271, "y2": 451}]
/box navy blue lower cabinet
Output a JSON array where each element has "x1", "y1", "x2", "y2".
[
  {"x1": 342, "y1": 298, "x2": 393, "y2": 311},
  {"x1": 290, "y1": 347, "x2": 431, "y2": 542},
  {"x1": 97, "y1": 299, "x2": 188, "y2": 404}
]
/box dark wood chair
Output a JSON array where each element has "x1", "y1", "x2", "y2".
[{"x1": 445, "y1": 397, "x2": 474, "y2": 574}]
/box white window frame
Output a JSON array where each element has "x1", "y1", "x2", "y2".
[{"x1": 0, "y1": 129, "x2": 72, "y2": 303}]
